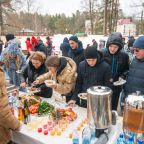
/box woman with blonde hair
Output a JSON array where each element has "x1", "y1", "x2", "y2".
[{"x1": 20, "y1": 51, "x2": 52, "y2": 98}]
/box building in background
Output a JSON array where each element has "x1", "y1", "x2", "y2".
[
  {"x1": 116, "y1": 19, "x2": 136, "y2": 36},
  {"x1": 18, "y1": 28, "x2": 34, "y2": 36}
]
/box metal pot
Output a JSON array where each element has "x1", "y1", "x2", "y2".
[{"x1": 87, "y1": 86, "x2": 112, "y2": 129}]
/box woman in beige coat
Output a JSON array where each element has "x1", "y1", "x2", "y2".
[
  {"x1": 33, "y1": 56, "x2": 77, "y2": 95},
  {"x1": 0, "y1": 67, "x2": 20, "y2": 144}
]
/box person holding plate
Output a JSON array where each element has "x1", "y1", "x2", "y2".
[
  {"x1": 33, "y1": 56, "x2": 77, "y2": 97},
  {"x1": 101, "y1": 32, "x2": 129, "y2": 110}
]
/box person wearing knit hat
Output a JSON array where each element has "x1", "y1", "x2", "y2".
[
  {"x1": 133, "y1": 36, "x2": 144, "y2": 59},
  {"x1": 84, "y1": 46, "x2": 98, "y2": 67},
  {"x1": 101, "y1": 32, "x2": 129, "y2": 111},
  {"x1": 122, "y1": 35, "x2": 144, "y2": 109},
  {"x1": 68, "y1": 46, "x2": 113, "y2": 107},
  {"x1": 68, "y1": 35, "x2": 85, "y2": 67}
]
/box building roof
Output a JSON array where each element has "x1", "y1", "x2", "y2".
[{"x1": 117, "y1": 19, "x2": 134, "y2": 25}]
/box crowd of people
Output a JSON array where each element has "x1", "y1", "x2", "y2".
[{"x1": 0, "y1": 32, "x2": 144, "y2": 144}]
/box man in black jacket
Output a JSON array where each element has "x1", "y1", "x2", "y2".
[
  {"x1": 68, "y1": 35, "x2": 85, "y2": 67},
  {"x1": 124, "y1": 36, "x2": 144, "y2": 96},
  {"x1": 68, "y1": 46, "x2": 113, "y2": 107},
  {"x1": 101, "y1": 32, "x2": 129, "y2": 110}
]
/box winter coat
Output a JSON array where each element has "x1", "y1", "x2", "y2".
[
  {"x1": 68, "y1": 41, "x2": 85, "y2": 67},
  {"x1": 60, "y1": 37, "x2": 70, "y2": 57},
  {"x1": 45, "y1": 40, "x2": 53, "y2": 56},
  {"x1": 0, "y1": 40, "x2": 3, "y2": 55},
  {"x1": 71, "y1": 51, "x2": 113, "y2": 101},
  {"x1": 21, "y1": 62, "x2": 47, "y2": 86},
  {"x1": 0, "y1": 67, "x2": 20, "y2": 144},
  {"x1": 25, "y1": 40, "x2": 32, "y2": 51},
  {"x1": 36, "y1": 57, "x2": 77, "y2": 95},
  {"x1": 124, "y1": 58, "x2": 144, "y2": 96},
  {"x1": 33, "y1": 41, "x2": 47, "y2": 56},
  {"x1": 101, "y1": 33, "x2": 129, "y2": 81},
  {"x1": 20, "y1": 62, "x2": 52, "y2": 98},
  {"x1": 0, "y1": 39, "x2": 27, "y2": 86}
]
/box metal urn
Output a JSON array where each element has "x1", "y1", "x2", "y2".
[{"x1": 87, "y1": 86, "x2": 112, "y2": 137}]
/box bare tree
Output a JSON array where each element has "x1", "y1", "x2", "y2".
[
  {"x1": 0, "y1": 0, "x2": 22, "y2": 35},
  {"x1": 81, "y1": 0, "x2": 99, "y2": 34}
]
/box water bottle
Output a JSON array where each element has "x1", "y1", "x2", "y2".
[
  {"x1": 82, "y1": 126, "x2": 91, "y2": 144},
  {"x1": 126, "y1": 137, "x2": 134, "y2": 144},
  {"x1": 72, "y1": 129, "x2": 79, "y2": 144},
  {"x1": 137, "y1": 139, "x2": 144, "y2": 144},
  {"x1": 90, "y1": 127, "x2": 97, "y2": 144},
  {"x1": 8, "y1": 93, "x2": 15, "y2": 115},
  {"x1": 117, "y1": 133, "x2": 125, "y2": 144}
]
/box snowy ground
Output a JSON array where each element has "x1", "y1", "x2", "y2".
[{"x1": 1, "y1": 34, "x2": 108, "y2": 52}]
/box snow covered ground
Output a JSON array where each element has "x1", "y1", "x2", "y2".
[{"x1": 1, "y1": 34, "x2": 108, "y2": 51}]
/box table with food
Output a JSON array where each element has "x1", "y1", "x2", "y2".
[{"x1": 8, "y1": 85, "x2": 143, "y2": 144}]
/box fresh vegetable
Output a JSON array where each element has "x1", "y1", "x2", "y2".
[
  {"x1": 29, "y1": 103, "x2": 39, "y2": 114},
  {"x1": 38, "y1": 101, "x2": 54, "y2": 116}
]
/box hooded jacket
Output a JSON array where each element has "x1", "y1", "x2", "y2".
[
  {"x1": 71, "y1": 51, "x2": 113, "y2": 101},
  {"x1": 101, "y1": 33, "x2": 129, "y2": 81},
  {"x1": 36, "y1": 57, "x2": 77, "y2": 95},
  {"x1": 60, "y1": 37, "x2": 70, "y2": 57}
]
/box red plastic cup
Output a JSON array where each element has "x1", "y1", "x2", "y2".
[
  {"x1": 44, "y1": 130, "x2": 48, "y2": 135},
  {"x1": 38, "y1": 128, "x2": 42, "y2": 133}
]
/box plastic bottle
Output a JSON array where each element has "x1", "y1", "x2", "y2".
[
  {"x1": 90, "y1": 127, "x2": 97, "y2": 144},
  {"x1": 17, "y1": 97, "x2": 24, "y2": 121},
  {"x1": 117, "y1": 133, "x2": 125, "y2": 144},
  {"x1": 8, "y1": 93, "x2": 15, "y2": 115},
  {"x1": 137, "y1": 139, "x2": 144, "y2": 144},
  {"x1": 24, "y1": 99, "x2": 30, "y2": 124},
  {"x1": 72, "y1": 129, "x2": 79, "y2": 144},
  {"x1": 82, "y1": 127, "x2": 91, "y2": 144},
  {"x1": 126, "y1": 137, "x2": 134, "y2": 144}
]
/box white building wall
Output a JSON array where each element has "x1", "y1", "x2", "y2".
[{"x1": 117, "y1": 23, "x2": 136, "y2": 36}]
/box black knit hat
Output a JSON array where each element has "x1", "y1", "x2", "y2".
[
  {"x1": 69, "y1": 35, "x2": 78, "y2": 43},
  {"x1": 84, "y1": 46, "x2": 98, "y2": 59},
  {"x1": 5, "y1": 33, "x2": 15, "y2": 42}
]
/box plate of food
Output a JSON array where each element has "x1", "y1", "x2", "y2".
[
  {"x1": 51, "y1": 107, "x2": 77, "y2": 122},
  {"x1": 113, "y1": 79, "x2": 126, "y2": 86},
  {"x1": 16, "y1": 70, "x2": 22, "y2": 73},
  {"x1": 44, "y1": 80, "x2": 56, "y2": 87},
  {"x1": 78, "y1": 93, "x2": 87, "y2": 100}
]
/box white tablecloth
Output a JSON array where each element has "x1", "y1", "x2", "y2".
[
  {"x1": 12, "y1": 96, "x2": 123, "y2": 144},
  {"x1": 12, "y1": 97, "x2": 87, "y2": 144}
]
